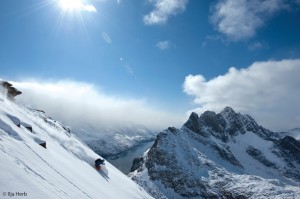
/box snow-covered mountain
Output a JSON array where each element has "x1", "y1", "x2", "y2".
[
  {"x1": 0, "y1": 84, "x2": 152, "y2": 199},
  {"x1": 130, "y1": 107, "x2": 300, "y2": 198}
]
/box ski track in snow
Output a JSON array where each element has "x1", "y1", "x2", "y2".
[{"x1": 24, "y1": 143, "x2": 92, "y2": 198}]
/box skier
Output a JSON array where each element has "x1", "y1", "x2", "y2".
[{"x1": 95, "y1": 158, "x2": 105, "y2": 170}]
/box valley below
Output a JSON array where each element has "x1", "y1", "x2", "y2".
[{"x1": 105, "y1": 140, "x2": 154, "y2": 174}]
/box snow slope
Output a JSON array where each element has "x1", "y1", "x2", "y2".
[{"x1": 0, "y1": 93, "x2": 152, "y2": 199}]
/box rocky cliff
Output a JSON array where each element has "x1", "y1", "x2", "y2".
[{"x1": 130, "y1": 107, "x2": 300, "y2": 198}]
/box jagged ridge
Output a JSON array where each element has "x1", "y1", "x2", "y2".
[{"x1": 130, "y1": 107, "x2": 300, "y2": 199}]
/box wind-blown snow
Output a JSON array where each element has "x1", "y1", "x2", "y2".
[
  {"x1": 286, "y1": 128, "x2": 300, "y2": 141},
  {"x1": 12, "y1": 79, "x2": 183, "y2": 156},
  {"x1": 0, "y1": 93, "x2": 152, "y2": 199}
]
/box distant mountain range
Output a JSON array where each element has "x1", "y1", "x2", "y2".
[
  {"x1": 130, "y1": 107, "x2": 300, "y2": 198},
  {"x1": 72, "y1": 124, "x2": 157, "y2": 157}
]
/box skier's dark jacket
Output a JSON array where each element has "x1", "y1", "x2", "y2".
[{"x1": 95, "y1": 158, "x2": 105, "y2": 167}]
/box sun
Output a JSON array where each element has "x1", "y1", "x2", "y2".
[{"x1": 59, "y1": 0, "x2": 84, "y2": 11}]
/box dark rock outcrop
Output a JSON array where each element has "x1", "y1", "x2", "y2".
[
  {"x1": 277, "y1": 136, "x2": 300, "y2": 164},
  {"x1": 211, "y1": 144, "x2": 243, "y2": 168},
  {"x1": 0, "y1": 81, "x2": 22, "y2": 99},
  {"x1": 130, "y1": 157, "x2": 144, "y2": 172},
  {"x1": 246, "y1": 146, "x2": 277, "y2": 168},
  {"x1": 183, "y1": 112, "x2": 210, "y2": 137}
]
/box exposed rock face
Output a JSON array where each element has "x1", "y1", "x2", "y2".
[
  {"x1": 184, "y1": 107, "x2": 276, "y2": 142},
  {"x1": 246, "y1": 146, "x2": 277, "y2": 168},
  {"x1": 184, "y1": 112, "x2": 209, "y2": 137},
  {"x1": 277, "y1": 136, "x2": 300, "y2": 164},
  {"x1": 0, "y1": 81, "x2": 22, "y2": 99},
  {"x1": 130, "y1": 156, "x2": 144, "y2": 173},
  {"x1": 130, "y1": 107, "x2": 300, "y2": 199}
]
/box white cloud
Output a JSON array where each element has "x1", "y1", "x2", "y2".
[
  {"x1": 12, "y1": 80, "x2": 183, "y2": 130},
  {"x1": 210, "y1": 0, "x2": 284, "y2": 41},
  {"x1": 183, "y1": 59, "x2": 300, "y2": 131},
  {"x1": 144, "y1": 0, "x2": 188, "y2": 25},
  {"x1": 83, "y1": 5, "x2": 97, "y2": 12},
  {"x1": 156, "y1": 40, "x2": 172, "y2": 50},
  {"x1": 102, "y1": 32, "x2": 112, "y2": 44}
]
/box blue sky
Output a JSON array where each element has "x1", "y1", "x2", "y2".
[{"x1": 1, "y1": 0, "x2": 300, "y2": 130}]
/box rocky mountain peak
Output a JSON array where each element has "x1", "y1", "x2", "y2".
[
  {"x1": 221, "y1": 106, "x2": 236, "y2": 115},
  {"x1": 183, "y1": 111, "x2": 209, "y2": 137},
  {"x1": 130, "y1": 108, "x2": 300, "y2": 199},
  {"x1": 183, "y1": 107, "x2": 274, "y2": 142},
  {"x1": 183, "y1": 107, "x2": 243, "y2": 141},
  {"x1": 189, "y1": 111, "x2": 199, "y2": 120}
]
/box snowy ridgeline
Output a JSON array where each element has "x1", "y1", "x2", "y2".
[
  {"x1": 0, "y1": 93, "x2": 153, "y2": 199},
  {"x1": 285, "y1": 128, "x2": 300, "y2": 141},
  {"x1": 130, "y1": 107, "x2": 300, "y2": 199}
]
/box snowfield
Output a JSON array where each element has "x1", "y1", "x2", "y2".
[{"x1": 0, "y1": 93, "x2": 153, "y2": 199}]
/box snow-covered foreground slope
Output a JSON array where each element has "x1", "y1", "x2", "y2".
[
  {"x1": 130, "y1": 107, "x2": 300, "y2": 199},
  {"x1": 0, "y1": 94, "x2": 152, "y2": 199}
]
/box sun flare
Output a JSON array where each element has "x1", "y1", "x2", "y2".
[
  {"x1": 58, "y1": 0, "x2": 97, "y2": 12},
  {"x1": 59, "y1": 0, "x2": 84, "y2": 11}
]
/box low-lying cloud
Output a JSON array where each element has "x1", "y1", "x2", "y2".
[
  {"x1": 183, "y1": 59, "x2": 300, "y2": 131},
  {"x1": 13, "y1": 80, "x2": 183, "y2": 131}
]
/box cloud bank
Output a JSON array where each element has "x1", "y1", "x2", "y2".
[
  {"x1": 210, "y1": 0, "x2": 284, "y2": 41},
  {"x1": 13, "y1": 80, "x2": 183, "y2": 131},
  {"x1": 183, "y1": 59, "x2": 300, "y2": 131},
  {"x1": 144, "y1": 0, "x2": 188, "y2": 25}
]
